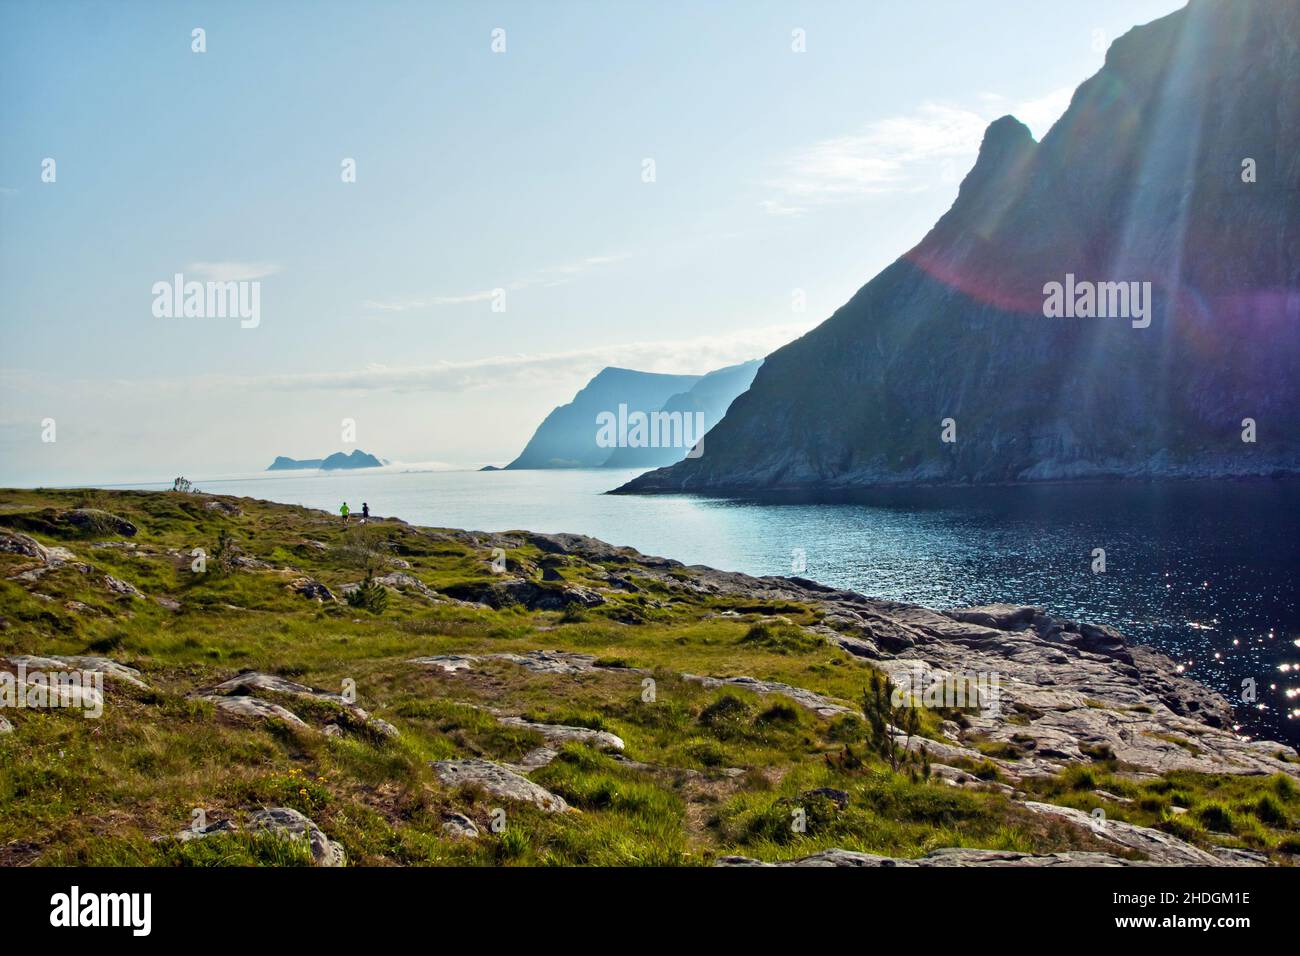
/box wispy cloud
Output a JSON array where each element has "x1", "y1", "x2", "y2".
[
  {"x1": 186, "y1": 261, "x2": 282, "y2": 281},
  {"x1": 363, "y1": 290, "x2": 497, "y2": 312},
  {"x1": 761, "y1": 88, "x2": 1074, "y2": 214},
  {"x1": 254, "y1": 320, "x2": 808, "y2": 393},
  {"x1": 363, "y1": 253, "x2": 629, "y2": 314},
  {"x1": 0, "y1": 321, "x2": 808, "y2": 402}
]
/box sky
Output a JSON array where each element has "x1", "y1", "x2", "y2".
[{"x1": 0, "y1": 0, "x2": 1186, "y2": 485}]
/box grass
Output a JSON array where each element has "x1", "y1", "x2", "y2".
[
  {"x1": 1021, "y1": 763, "x2": 1300, "y2": 855},
  {"x1": 0, "y1": 486, "x2": 1297, "y2": 866}
]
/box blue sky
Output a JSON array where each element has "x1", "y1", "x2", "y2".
[{"x1": 0, "y1": 0, "x2": 1184, "y2": 484}]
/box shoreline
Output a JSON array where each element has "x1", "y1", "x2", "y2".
[{"x1": 1, "y1": 486, "x2": 1297, "y2": 867}]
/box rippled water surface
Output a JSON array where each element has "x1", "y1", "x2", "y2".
[{"x1": 123, "y1": 469, "x2": 1300, "y2": 745}]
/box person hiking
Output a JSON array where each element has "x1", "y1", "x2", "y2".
[
  {"x1": 361, "y1": 502, "x2": 370, "y2": 523},
  {"x1": 340, "y1": 501, "x2": 350, "y2": 525}
]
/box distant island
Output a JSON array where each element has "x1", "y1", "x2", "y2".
[{"x1": 266, "y1": 450, "x2": 384, "y2": 471}]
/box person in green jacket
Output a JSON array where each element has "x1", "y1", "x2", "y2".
[{"x1": 340, "y1": 501, "x2": 350, "y2": 525}]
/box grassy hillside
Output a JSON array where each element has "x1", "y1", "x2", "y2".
[{"x1": 0, "y1": 488, "x2": 1296, "y2": 866}]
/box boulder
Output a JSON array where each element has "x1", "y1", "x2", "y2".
[
  {"x1": 203, "y1": 671, "x2": 398, "y2": 739},
  {"x1": 288, "y1": 577, "x2": 335, "y2": 602},
  {"x1": 249, "y1": 807, "x2": 346, "y2": 867},
  {"x1": 201, "y1": 694, "x2": 307, "y2": 727},
  {"x1": 440, "y1": 813, "x2": 480, "y2": 840},
  {"x1": 7, "y1": 655, "x2": 147, "y2": 688},
  {"x1": 164, "y1": 810, "x2": 345, "y2": 867},
  {"x1": 1021, "y1": 802, "x2": 1254, "y2": 866},
  {"x1": 431, "y1": 758, "x2": 570, "y2": 812},
  {"x1": 103, "y1": 575, "x2": 145, "y2": 599},
  {"x1": 61, "y1": 509, "x2": 137, "y2": 537},
  {"x1": 496, "y1": 716, "x2": 624, "y2": 752},
  {"x1": 0, "y1": 530, "x2": 48, "y2": 561}
]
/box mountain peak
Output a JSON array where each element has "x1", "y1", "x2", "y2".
[
  {"x1": 981, "y1": 114, "x2": 1034, "y2": 151},
  {"x1": 965, "y1": 115, "x2": 1035, "y2": 184}
]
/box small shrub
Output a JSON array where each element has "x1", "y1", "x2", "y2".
[
  {"x1": 346, "y1": 575, "x2": 389, "y2": 615},
  {"x1": 86, "y1": 632, "x2": 126, "y2": 654},
  {"x1": 682, "y1": 740, "x2": 729, "y2": 768},
  {"x1": 559, "y1": 605, "x2": 588, "y2": 623},
  {"x1": 827, "y1": 714, "x2": 865, "y2": 742},
  {"x1": 494, "y1": 827, "x2": 531, "y2": 862},
  {"x1": 755, "y1": 702, "x2": 800, "y2": 726},
  {"x1": 698, "y1": 694, "x2": 752, "y2": 736},
  {"x1": 1194, "y1": 802, "x2": 1236, "y2": 833},
  {"x1": 1160, "y1": 813, "x2": 1203, "y2": 842},
  {"x1": 1250, "y1": 793, "x2": 1288, "y2": 827},
  {"x1": 861, "y1": 670, "x2": 924, "y2": 774},
  {"x1": 1272, "y1": 774, "x2": 1296, "y2": 800},
  {"x1": 738, "y1": 621, "x2": 823, "y2": 654}
]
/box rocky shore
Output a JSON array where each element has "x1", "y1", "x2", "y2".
[{"x1": 2, "y1": 490, "x2": 1297, "y2": 866}]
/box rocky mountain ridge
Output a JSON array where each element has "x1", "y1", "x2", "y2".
[{"x1": 619, "y1": 0, "x2": 1300, "y2": 495}]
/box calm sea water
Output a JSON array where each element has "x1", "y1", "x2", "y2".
[{"x1": 120, "y1": 469, "x2": 1300, "y2": 746}]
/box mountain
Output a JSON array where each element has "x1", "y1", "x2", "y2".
[
  {"x1": 619, "y1": 0, "x2": 1300, "y2": 495},
  {"x1": 600, "y1": 360, "x2": 762, "y2": 469},
  {"x1": 505, "y1": 368, "x2": 703, "y2": 469},
  {"x1": 267, "y1": 450, "x2": 383, "y2": 471}
]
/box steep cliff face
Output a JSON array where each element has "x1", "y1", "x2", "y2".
[
  {"x1": 619, "y1": 0, "x2": 1300, "y2": 494},
  {"x1": 601, "y1": 360, "x2": 761, "y2": 469}
]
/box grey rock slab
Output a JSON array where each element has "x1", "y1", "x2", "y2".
[
  {"x1": 431, "y1": 758, "x2": 570, "y2": 812},
  {"x1": 206, "y1": 671, "x2": 398, "y2": 739},
  {"x1": 716, "y1": 848, "x2": 1152, "y2": 867},
  {"x1": 6, "y1": 654, "x2": 147, "y2": 688},
  {"x1": 157, "y1": 810, "x2": 344, "y2": 867},
  {"x1": 0, "y1": 530, "x2": 48, "y2": 560},
  {"x1": 249, "y1": 807, "x2": 347, "y2": 867},
  {"x1": 510, "y1": 747, "x2": 561, "y2": 772},
  {"x1": 103, "y1": 575, "x2": 145, "y2": 599},
  {"x1": 1021, "y1": 802, "x2": 1257, "y2": 866},
  {"x1": 212, "y1": 671, "x2": 351, "y2": 706},
  {"x1": 496, "y1": 716, "x2": 624, "y2": 752},
  {"x1": 409, "y1": 654, "x2": 479, "y2": 672},
  {"x1": 681, "y1": 673, "x2": 854, "y2": 717},
  {"x1": 440, "y1": 813, "x2": 480, "y2": 840},
  {"x1": 201, "y1": 694, "x2": 308, "y2": 727},
  {"x1": 411, "y1": 649, "x2": 645, "y2": 677}
]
